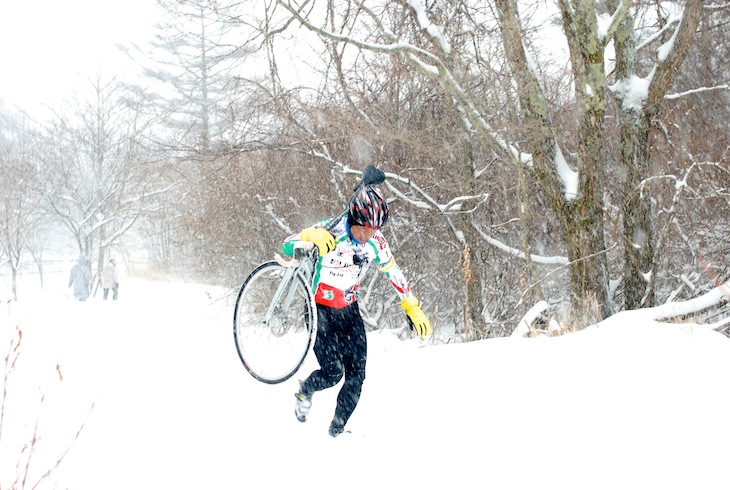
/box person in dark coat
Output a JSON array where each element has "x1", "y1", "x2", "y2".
[{"x1": 68, "y1": 254, "x2": 91, "y2": 301}]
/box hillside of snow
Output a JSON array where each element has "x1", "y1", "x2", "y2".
[{"x1": 2, "y1": 276, "x2": 730, "y2": 490}]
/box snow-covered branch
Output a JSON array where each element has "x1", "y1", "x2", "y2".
[
  {"x1": 635, "y1": 16, "x2": 681, "y2": 52},
  {"x1": 406, "y1": 0, "x2": 451, "y2": 54},
  {"x1": 269, "y1": 149, "x2": 488, "y2": 217},
  {"x1": 100, "y1": 216, "x2": 140, "y2": 249},
  {"x1": 604, "y1": 280, "x2": 730, "y2": 327},
  {"x1": 384, "y1": 173, "x2": 487, "y2": 214},
  {"x1": 554, "y1": 145, "x2": 578, "y2": 201},
  {"x1": 263, "y1": 202, "x2": 292, "y2": 235},
  {"x1": 665, "y1": 84, "x2": 730, "y2": 99},
  {"x1": 471, "y1": 223, "x2": 569, "y2": 266},
  {"x1": 276, "y1": 0, "x2": 441, "y2": 64},
  {"x1": 515, "y1": 243, "x2": 618, "y2": 309},
  {"x1": 646, "y1": 0, "x2": 703, "y2": 111},
  {"x1": 597, "y1": 0, "x2": 634, "y2": 43},
  {"x1": 511, "y1": 300, "x2": 550, "y2": 337}
]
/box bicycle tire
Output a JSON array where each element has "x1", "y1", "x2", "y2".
[{"x1": 233, "y1": 261, "x2": 317, "y2": 384}]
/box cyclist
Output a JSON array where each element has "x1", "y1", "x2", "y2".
[{"x1": 281, "y1": 184, "x2": 431, "y2": 437}]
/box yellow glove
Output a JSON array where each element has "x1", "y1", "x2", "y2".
[
  {"x1": 300, "y1": 227, "x2": 335, "y2": 256},
  {"x1": 401, "y1": 296, "x2": 431, "y2": 339}
]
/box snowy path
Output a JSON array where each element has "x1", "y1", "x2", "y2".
[{"x1": 3, "y1": 278, "x2": 730, "y2": 490}]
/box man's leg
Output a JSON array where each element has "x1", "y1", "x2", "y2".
[
  {"x1": 329, "y1": 303, "x2": 367, "y2": 436},
  {"x1": 295, "y1": 305, "x2": 344, "y2": 423},
  {"x1": 299, "y1": 305, "x2": 344, "y2": 397}
]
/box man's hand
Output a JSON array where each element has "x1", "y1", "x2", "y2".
[
  {"x1": 300, "y1": 227, "x2": 336, "y2": 256},
  {"x1": 401, "y1": 296, "x2": 431, "y2": 339}
]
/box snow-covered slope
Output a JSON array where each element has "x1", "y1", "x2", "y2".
[{"x1": 2, "y1": 278, "x2": 729, "y2": 490}]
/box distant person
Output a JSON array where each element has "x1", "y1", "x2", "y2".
[
  {"x1": 68, "y1": 255, "x2": 91, "y2": 301},
  {"x1": 101, "y1": 258, "x2": 119, "y2": 301}
]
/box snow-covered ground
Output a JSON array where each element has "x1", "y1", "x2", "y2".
[{"x1": 2, "y1": 275, "x2": 730, "y2": 490}]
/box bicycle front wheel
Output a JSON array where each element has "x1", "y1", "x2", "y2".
[{"x1": 233, "y1": 261, "x2": 317, "y2": 384}]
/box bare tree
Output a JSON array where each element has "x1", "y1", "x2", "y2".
[
  {"x1": 40, "y1": 76, "x2": 163, "y2": 282},
  {"x1": 131, "y1": 0, "x2": 253, "y2": 153},
  {"x1": 0, "y1": 107, "x2": 44, "y2": 299},
  {"x1": 119, "y1": 0, "x2": 271, "y2": 277},
  {"x1": 260, "y1": 0, "x2": 724, "y2": 326}
]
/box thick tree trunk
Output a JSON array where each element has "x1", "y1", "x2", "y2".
[
  {"x1": 557, "y1": 198, "x2": 611, "y2": 319},
  {"x1": 611, "y1": 0, "x2": 703, "y2": 309},
  {"x1": 620, "y1": 112, "x2": 655, "y2": 308},
  {"x1": 497, "y1": 0, "x2": 612, "y2": 318}
]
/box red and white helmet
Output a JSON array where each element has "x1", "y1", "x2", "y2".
[{"x1": 348, "y1": 186, "x2": 389, "y2": 229}]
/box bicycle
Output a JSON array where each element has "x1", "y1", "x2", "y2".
[{"x1": 233, "y1": 165, "x2": 386, "y2": 384}]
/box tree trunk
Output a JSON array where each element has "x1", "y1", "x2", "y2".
[
  {"x1": 497, "y1": 0, "x2": 612, "y2": 318},
  {"x1": 516, "y1": 160, "x2": 544, "y2": 303},
  {"x1": 557, "y1": 197, "x2": 611, "y2": 320},
  {"x1": 620, "y1": 112, "x2": 655, "y2": 308},
  {"x1": 611, "y1": 0, "x2": 703, "y2": 309},
  {"x1": 460, "y1": 133, "x2": 486, "y2": 335}
]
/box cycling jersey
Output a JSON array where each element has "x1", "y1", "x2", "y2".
[{"x1": 282, "y1": 215, "x2": 413, "y2": 308}]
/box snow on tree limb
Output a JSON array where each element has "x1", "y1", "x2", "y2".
[
  {"x1": 645, "y1": 0, "x2": 704, "y2": 113},
  {"x1": 656, "y1": 18, "x2": 682, "y2": 62},
  {"x1": 406, "y1": 0, "x2": 451, "y2": 55},
  {"x1": 597, "y1": 0, "x2": 634, "y2": 43},
  {"x1": 471, "y1": 223, "x2": 569, "y2": 266},
  {"x1": 665, "y1": 84, "x2": 730, "y2": 99},
  {"x1": 604, "y1": 280, "x2": 730, "y2": 327},
  {"x1": 512, "y1": 300, "x2": 550, "y2": 337},
  {"x1": 554, "y1": 145, "x2": 578, "y2": 201},
  {"x1": 384, "y1": 172, "x2": 488, "y2": 213},
  {"x1": 635, "y1": 16, "x2": 681, "y2": 52},
  {"x1": 284, "y1": 150, "x2": 489, "y2": 215}
]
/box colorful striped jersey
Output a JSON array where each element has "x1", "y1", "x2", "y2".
[{"x1": 282, "y1": 216, "x2": 412, "y2": 308}]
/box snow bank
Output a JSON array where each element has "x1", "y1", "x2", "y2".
[{"x1": 3, "y1": 279, "x2": 729, "y2": 490}]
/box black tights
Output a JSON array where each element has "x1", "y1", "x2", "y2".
[{"x1": 300, "y1": 302, "x2": 367, "y2": 429}]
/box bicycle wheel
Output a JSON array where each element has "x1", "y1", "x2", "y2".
[{"x1": 233, "y1": 261, "x2": 317, "y2": 384}]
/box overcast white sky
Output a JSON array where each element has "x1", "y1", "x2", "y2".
[{"x1": 0, "y1": 0, "x2": 157, "y2": 117}]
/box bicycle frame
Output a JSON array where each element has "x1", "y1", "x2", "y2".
[{"x1": 266, "y1": 242, "x2": 317, "y2": 329}]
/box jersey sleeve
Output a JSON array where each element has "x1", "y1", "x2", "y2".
[
  {"x1": 281, "y1": 232, "x2": 301, "y2": 256},
  {"x1": 371, "y1": 234, "x2": 413, "y2": 300},
  {"x1": 281, "y1": 219, "x2": 329, "y2": 256}
]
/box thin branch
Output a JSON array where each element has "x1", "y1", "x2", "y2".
[
  {"x1": 636, "y1": 16, "x2": 681, "y2": 51},
  {"x1": 31, "y1": 402, "x2": 96, "y2": 490},
  {"x1": 516, "y1": 243, "x2": 618, "y2": 307}
]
